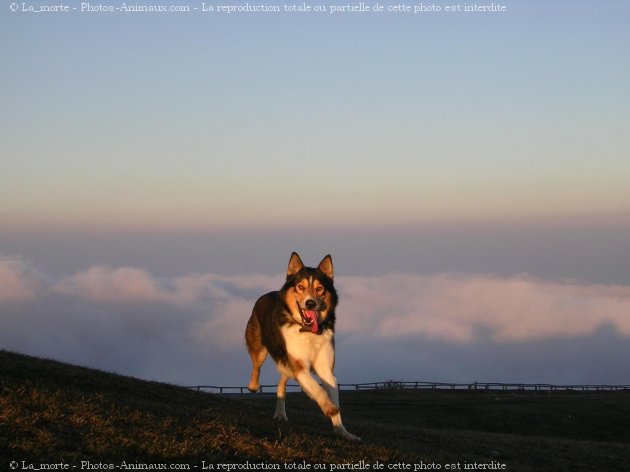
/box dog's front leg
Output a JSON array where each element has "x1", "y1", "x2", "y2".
[
  {"x1": 292, "y1": 361, "x2": 339, "y2": 417},
  {"x1": 313, "y1": 354, "x2": 361, "y2": 441},
  {"x1": 273, "y1": 373, "x2": 289, "y2": 421}
]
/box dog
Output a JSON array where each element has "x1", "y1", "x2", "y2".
[{"x1": 245, "y1": 252, "x2": 360, "y2": 441}]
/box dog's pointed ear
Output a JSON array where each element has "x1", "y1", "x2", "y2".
[
  {"x1": 287, "y1": 252, "x2": 304, "y2": 278},
  {"x1": 317, "y1": 254, "x2": 334, "y2": 280}
]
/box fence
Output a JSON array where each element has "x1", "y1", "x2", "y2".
[{"x1": 187, "y1": 380, "x2": 630, "y2": 395}]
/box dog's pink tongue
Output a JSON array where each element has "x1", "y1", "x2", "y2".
[{"x1": 305, "y1": 310, "x2": 319, "y2": 333}]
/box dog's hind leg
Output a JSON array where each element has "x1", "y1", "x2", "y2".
[
  {"x1": 245, "y1": 311, "x2": 268, "y2": 393},
  {"x1": 247, "y1": 345, "x2": 267, "y2": 393},
  {"x1": 273, "y1": 373, "x2": 289, "y2": 421}
]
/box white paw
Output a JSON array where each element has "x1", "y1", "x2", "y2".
[
  {"x1": 273, "y1": 411, "x2": 288, "y2": 422},
  {"x1": 334, "y1": 426, "x2": 361, "y2": 442}
]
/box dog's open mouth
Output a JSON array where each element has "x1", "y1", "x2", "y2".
[{"x1": 298, "y1": 305, "x2": 319, "y2": 334}]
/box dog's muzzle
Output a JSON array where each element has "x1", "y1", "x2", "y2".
[{"x1": 297, "y1": 301, "x2": 327, "y2": 334}]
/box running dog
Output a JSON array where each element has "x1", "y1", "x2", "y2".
[{"x1": 245, "y1": 252, "x2": 359, "y2": 441}]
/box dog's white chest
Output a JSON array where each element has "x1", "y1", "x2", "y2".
[{"x1": 279, "y1": 324, "x2": 334, "y2": 374}]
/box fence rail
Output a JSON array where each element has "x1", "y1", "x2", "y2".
[{"x1": 187, "y1": 381, "x2": 630, "y2": 395}]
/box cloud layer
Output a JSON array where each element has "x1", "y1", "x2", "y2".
[
  {"x1": 1, "y1": 255, "x2": 629, "y2": 386},
  {"x1": 339, "y1": 273, "x2": 630, "y2": 342}
]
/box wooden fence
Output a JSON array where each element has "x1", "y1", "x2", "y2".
[{"x1": 188, "y1": 380, "x2": 630, "y2": 395}]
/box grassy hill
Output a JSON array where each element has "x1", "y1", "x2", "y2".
[{"x1": 1, "y1": 350, "x2": 629, "y2": 471}]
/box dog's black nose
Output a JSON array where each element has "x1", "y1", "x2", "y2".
[{"x1": 305, "y1": 299, "x2": 317, "y2": 310}]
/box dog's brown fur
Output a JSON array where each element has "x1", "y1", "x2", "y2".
[{"x1": 245, "y1": 252, "x2": 359, "y2": 441}]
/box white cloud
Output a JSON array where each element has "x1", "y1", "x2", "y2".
[
  {"x1": 0, "y1": 256, "x2": 43, "y2": 302},
  {"x1": 54, "y1": 266, "x2": 164, "y2": 303},
  {"x1": 1, "y1": 256, "x2": 629, "y2": 385},
  {"x1": 337, "y1": 274, "x2": 630, "y2": 343}
]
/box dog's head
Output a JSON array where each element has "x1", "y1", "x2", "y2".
[{"x1": 282, "y1": 252, "x2": 337, "y2": 333}]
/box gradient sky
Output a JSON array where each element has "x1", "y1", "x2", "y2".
[
  {"x1": 2, "y1": 0, "x2": 629, "y2": 231},
  {"x1": 1, "y1": 1, "x2": 630, "y2": 385}
]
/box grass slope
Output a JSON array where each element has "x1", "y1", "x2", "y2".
[{"x1": 1, "y1": 350, "x2": 629, "y2": 471}]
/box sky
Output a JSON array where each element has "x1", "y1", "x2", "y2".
[{"x1": 1, "y1": 1, "x2": 630, "y2": 387}]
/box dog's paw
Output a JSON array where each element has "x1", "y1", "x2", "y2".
[
  {"x1": 334, "y1": 426, "x2": 361, "y2": 442},
  {"x1": 247, "y1": 383, "x2": 259, "y2": 393}
]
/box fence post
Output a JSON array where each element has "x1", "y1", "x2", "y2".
[{"x1": 188, "y1": 381, "x2": 629, "y2": 394}]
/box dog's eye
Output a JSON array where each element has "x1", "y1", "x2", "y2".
[
  {"x1": 316, "y1": 286, "x2": 324, "y2": 294},
  {"x1": 297, "y1": 284, "x2": 305, "y2": 291}
]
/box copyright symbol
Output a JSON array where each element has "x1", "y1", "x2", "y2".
[
  {"x1": 10, "y1": 3, "x2": 19, "y2": 11},
  {"x1": 10, "y1": 462, "x2": 19, "y2": 470}
]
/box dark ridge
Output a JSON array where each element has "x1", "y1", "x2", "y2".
[{"x1": 2, "y1": 350, "x2": 630, "y2": 470}]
